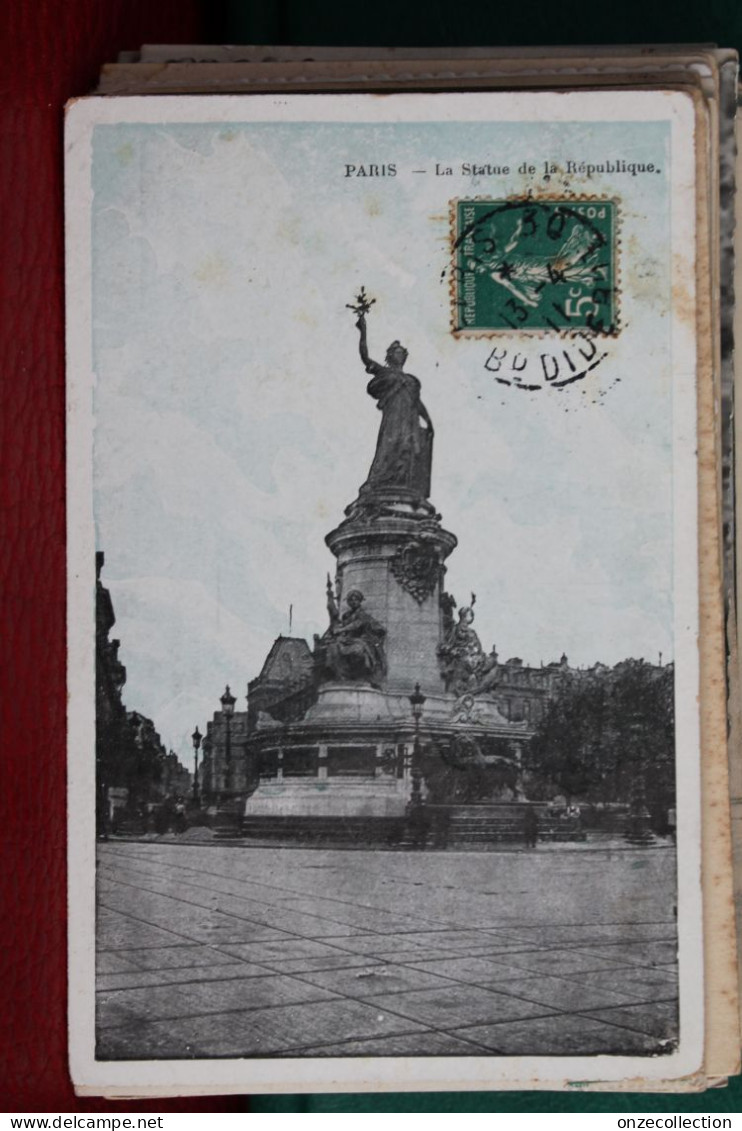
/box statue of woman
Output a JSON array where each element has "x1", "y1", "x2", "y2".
[
  {"x1": 438, "y1": 594, "x2": 485, "y2": 694},
  {"x1": 354, "y1": 310, "x2": 434, "y2": 500},
  {"x1": 322, "y1": 589, "x2": 386, "y2": 686}
]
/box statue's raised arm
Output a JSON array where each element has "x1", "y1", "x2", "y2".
[
  {"x1": 346, "y1": 287, "x2": 380, "y2": 375},
  {"x1": 356, "y1": 312, "x2": 380, "y2": 374},
  {"x1": 326, "y1": 573, "x2": 340, "y2": 626}
]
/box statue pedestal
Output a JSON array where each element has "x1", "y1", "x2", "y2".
[
  {"x1": 304, "y1": 682, "x2": 458, "y2": 725},
  {"x1": 243, "y1": 489, "x2": 531, "y2": 838},
  {"x1": 325, "y1": 506, "x2": 457, "y2": 695}
]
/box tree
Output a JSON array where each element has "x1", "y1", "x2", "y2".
[
  {"x1": 525, "y1": 659, "x2": 675, "y2": 826},
  {"x1": 526, "y1": 671, "x2": 609, "y2": 801}
]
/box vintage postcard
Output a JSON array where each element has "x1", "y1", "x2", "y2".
[{"x1": 67, "y1": 90, "x2": 709, "y2": 1094}]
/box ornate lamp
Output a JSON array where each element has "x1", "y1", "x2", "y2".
[
  {"x1": 409, "y1": 683, "x2": 426, "y2": 720},
  {"x1": 191, "y1": 725, "x2": 202, "y2": 806},
  {"x1": 408, "y1": 683, "x2": 427, "y2": 818},
  {"x1": 220, "y1": 685, "x2": 236, "y2": 717},
  {"x1": 220, "y1": 685, "x2": 236, "y2": 793}
]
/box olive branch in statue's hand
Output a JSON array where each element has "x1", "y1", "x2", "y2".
[{"x1": 346, "y1": 287, "x2": 376, "y2": 322}]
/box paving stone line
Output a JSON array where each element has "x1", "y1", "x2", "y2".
[{"x1": 96, "y1": 844, "x2": 679, "y2": 1059}]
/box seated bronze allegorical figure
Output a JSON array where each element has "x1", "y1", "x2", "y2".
[{"x1": 317, "y1": 579, "x2": 387, "y2": 686}]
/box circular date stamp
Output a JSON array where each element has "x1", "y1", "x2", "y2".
[{"x1": 450, "y1": 197, "x2": 618, "y2": 337}]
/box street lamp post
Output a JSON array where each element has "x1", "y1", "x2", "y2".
[
  {"x1": 213, "y1": 685, "x2": 240, "y2": 839},
  {"x1": 624, "y1": 716, "x2": 654, "y2": 846},
  {"x1": 191, "y1": 725, "x2": 202, "y2": 807},
  {"x1": 406, "y1": 683, "x2": 428, "y2": 847},
  {"x1": 220, "y1": 685, "x2": 236, "y2": 797},
  {"x1": 408, "y1": 683, "x2": 426, "y2": 811},
  {"x1": 201, "y1": 735, "x2": 212, "y2": 801}
]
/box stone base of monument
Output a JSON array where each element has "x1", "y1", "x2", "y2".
[
  {"x1": 243, "y1": 776, "x2": 410, "y2": 820},
  {"x1": 241, "y1": 814, "x2": 406, "y2": 845},
  {"x1": 242, "y1": 676, "x2": 588, "y2": 847},
  {"x1": 211, "y1": 800, "x2": 245, "y2": 839},
  {"x1": 239, "y1": 803, "x2": 588, "y2": 848},
  {"x1": 302, "y1": 682, "x2": 455, "y2": 725},
  {"x1": 242, "y1": 680, "x2": 538, "y2": 844},
  {"x1": 428, "y1": 803, "x2": 587, "y2": 847}
]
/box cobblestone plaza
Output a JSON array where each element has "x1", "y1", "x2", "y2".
[{"x1": 96, "y1": 841, "x2": 678, "y2": 1060}]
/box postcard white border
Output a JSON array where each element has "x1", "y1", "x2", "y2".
[{"x1": 66, "y1": 89, "x2": 702, "y2": 1094}]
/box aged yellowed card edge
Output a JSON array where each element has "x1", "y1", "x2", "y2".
[
  {"x1": 95, "y1": 53, "x2": 722, "y2": 96},
  {"x1": 730, "y1": 110, "x2": 742, "y2": 1042},
  {"x1": 695, "y1": 80, "x2": 741, "y2": 1080}
]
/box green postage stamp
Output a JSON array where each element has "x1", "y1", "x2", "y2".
[{"x1": 452, "y1": 198, "x2": 617, "y2": 334}]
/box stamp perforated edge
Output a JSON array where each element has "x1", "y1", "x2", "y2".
[{"x1": 447, "y1": 193, "x2": 623, "y2": 340}]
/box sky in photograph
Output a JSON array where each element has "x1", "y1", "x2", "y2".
[{"x1": 88, "y1": 101, "x2": 676, "y2": 756}]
